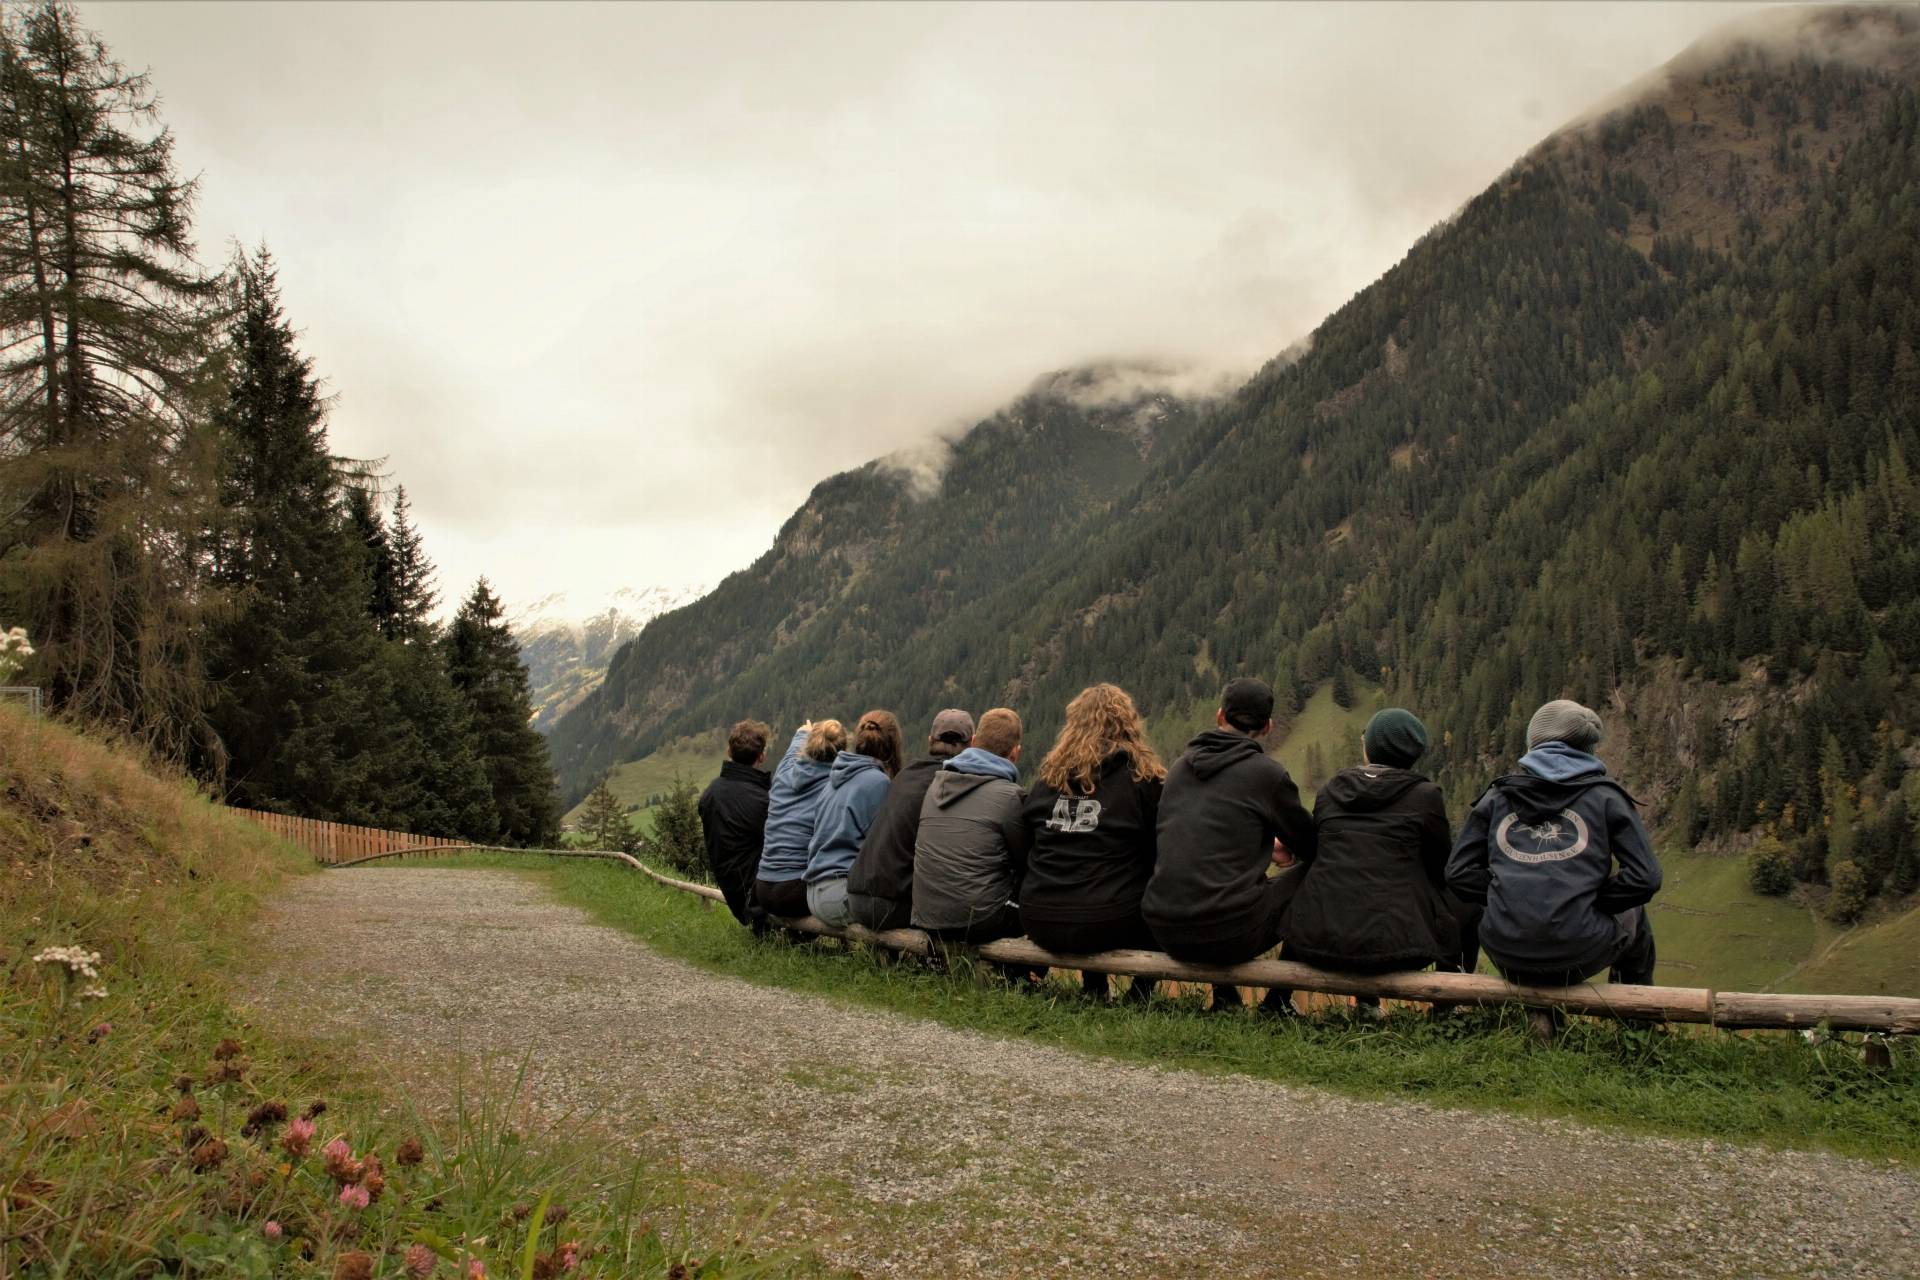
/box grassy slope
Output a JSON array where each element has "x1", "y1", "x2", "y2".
[
  {"x1": 564, "y1": 730, "x2": 726, "y2": 826},
  {"x1": 0, "y1": 711, "x2": 785, "y2": 1279},
  {"x1": 497, "y1": 856, "x2": 1919, "y2": 1163},
  {"x1": 1271, "y1": 680, "x2": 1383, "y2": 796},
  {"x1": 1649, "y1": 849, "x2": 1817, "y2": 991}
]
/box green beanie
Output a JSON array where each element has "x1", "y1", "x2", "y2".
[{"x1": 1363, "y1": 708, "x2": 1429, "y2": 769}]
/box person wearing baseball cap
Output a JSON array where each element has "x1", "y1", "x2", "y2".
[
  {"x1": 1445, "y1": 699, "x2": 1662, "y2": 988},
  {"x1": 846, "y1": 708, "x2": 975, "y2": 931}
]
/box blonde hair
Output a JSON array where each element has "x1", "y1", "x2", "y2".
[
  {"x1": 852, "y1": 709, "x2": 905, "y2": 778},
  {"x1": 973, "y1": 707, "x2": 1022, "y2": 759},
  {"x1": 803, "y1": 719, "x2": 846, "y2": 762},
  {"x1": 1037, "y1": 684, "x2": 1165, "y2": 795}
]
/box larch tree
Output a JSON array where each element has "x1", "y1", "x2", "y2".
[{"x1": 0, "y1": 1, "x2": 222, "y2": 754}]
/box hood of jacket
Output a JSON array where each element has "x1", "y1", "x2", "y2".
[
  {"x1": 1319, "y1": 763, "x2": 1425, "y2": 811},
  {"x1": 1494, "y1": 760, "x2": 1629, "y2": 825},
  {"x1": 943, "y1": 747, "x2": 1018, "y2": 782},
  {"x1": 828, "y1": 750, "x2": 885, "y2": 791},
  {"x1": 1518, "y1": 741, "x2": 1607, "y2": 783},
  {"x1": 1181, "y1": 729, "x2": 1266, "y2": 781}
]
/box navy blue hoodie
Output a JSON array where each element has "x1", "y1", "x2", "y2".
[{"x1": 1445, "y1": 744, "x2": 1662, "y2": 976}]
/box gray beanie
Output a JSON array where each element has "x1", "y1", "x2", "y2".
[{"x1": 1526, "y1": 699, "x2": 1603, "y2": 751}]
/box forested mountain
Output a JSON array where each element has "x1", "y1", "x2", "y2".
[
  {"x1": 555, "y1": 5, "x2": 1920, "y2": 921},
  {"x1": 548, "y1": 362, "x2": 1215, "y2": 786}
]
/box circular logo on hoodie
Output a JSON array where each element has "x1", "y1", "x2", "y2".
[{"x1": 1494, "y1": 810, "x2": 1590, "y2": 864}]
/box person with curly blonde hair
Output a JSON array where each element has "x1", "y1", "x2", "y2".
[{"x1": 1018, "y1": 683, "x2": 1167, "y2": 1001}]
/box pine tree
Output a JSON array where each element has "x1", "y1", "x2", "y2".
[
  {"x1": 646, "y1": 775, "x2": 705, "y2": 878},
  {"x1": 345, "y1": 486, "x2": 400, "y2": 635},
  {"x1": 386, "y1": 485, "x2": 437, "y2": 641},
  {"x1": 578, "y1": 775, "x2": 628, "y2": 851},
  {"x1": 445, "y1": 578, "x2": 559, "y2": 844},
  {"x1": 0, "y1": 1, "x2": 221, "y2": 754},
  {"x1": 203, "y1": 248, "x2": 392, "y2": 820}
]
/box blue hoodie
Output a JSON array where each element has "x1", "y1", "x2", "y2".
[
  {"x1": 756, "y1": 727, "x2": 835, "y2": 883},
  {"x1": 1517, "y1": 741, "x2": 1605, "y2": 783},
  {"x1": 943, "y1": 746, "x2": 1019, "y2": 781},
  {"x1": 805, "y1": 751, "x2": 892, "y2": 883}
]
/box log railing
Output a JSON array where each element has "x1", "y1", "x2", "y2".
[{"x1": 230, "y1": 807, "x2": 1920, "y2": 1037}]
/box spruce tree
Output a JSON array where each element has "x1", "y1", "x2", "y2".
[
  {"x1": 203, "y1": 248, "x2": 392, "y2": 821},
  {"x1": 345, "y1": 486, "x2": 400, "y2": 636},
  {"x1": 0, "y1": 1, "x2": 221, "y2": 755},
  {"x1": 386, "y1": 484, "x2": 438, "y2": 641},
  {"x1": 578, "y1": 775, "x2": 627, "y2": 850},
  {"x1": 445, "y1": 578, "x2": 559, "y2": 844}
]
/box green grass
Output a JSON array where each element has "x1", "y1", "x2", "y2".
[
  {"x1": 1649, "y1": 848, "x2": 1818, "y2": 991},
  {"x1": 0, "y1": 711, "x2": 802, "y2": 1279},
  {"x1": 565, "y1": 731, "x2": 726, "y2": 827},
  {"x1": 508, "y1": 859, "x2": 1920, "y2": 1164},
  {"x1": 1790, "y1": 900, "x2": 1920, "y2": 997},
  {"x1": 1271, "y1": 680, "x2": 1384, "y2": 796}
]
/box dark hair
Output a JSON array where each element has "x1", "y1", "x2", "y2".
[
  {"x1": 852, "y1": 709, "x2": 905, "y2": 778},
  {"x1": 1220, "y1": 677, "x2": 1275, "y2": 734},
  {"x1": 727, "y1": 719, "x2": 770, "y2": 765}
]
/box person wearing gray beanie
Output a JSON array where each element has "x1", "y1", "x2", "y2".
[
  {"x1": 1444, "y1": 699, "x2": 1662, "y2": 988},
  {"x1": 1526, "y1": 699, "x2": 1603, "y2": 752}
]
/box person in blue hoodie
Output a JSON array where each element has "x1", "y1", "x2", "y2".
[
  {"x1": 1445, "y1": 700, "x2": 1662, "y2": 987},
  {"x1": 754, "y1": 719, "x2": 845, "y2": 920},
  {"x1": 804, "y1": 710, "x2": 905, "y2": 926}
]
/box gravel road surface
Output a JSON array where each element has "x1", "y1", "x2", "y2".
[{"x1": 242, "y1": 869, "x2": 1920, "y2": 1279}]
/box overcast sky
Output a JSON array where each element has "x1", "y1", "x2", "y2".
[{"x1": 87, "y1": 1, "x2": 1759, "y2": 619}]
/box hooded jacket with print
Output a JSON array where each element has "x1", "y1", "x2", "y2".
[
  {"x1": 1018, "y1": 750, "x2": 1162, "y2": 926},
  {"x1": 1444, "y1": 742, "x2": 1662, "y2": 977},
  {"x1": 910, "y1": 748, "x2": 1030, "y2": 931},
  {"x1": 756, "y1": 726, "x2": 835, "y2": 883},
  {"x1": 804, "y1": 750, "x2": 892, "y2": 884}
]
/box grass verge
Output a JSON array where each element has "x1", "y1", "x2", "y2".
[
  {"x1": 0, "y1": 711, "x2": 806, "y2": 1279},
  {"x1": 467, "y1": 856, "x2": 1920, "y2": 1164}
]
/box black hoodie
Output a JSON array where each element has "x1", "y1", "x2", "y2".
[
  {"x1": 1142, "y1": 730, "x2": 1317, "y2": 945},
  {"x1": 697, "y1": 759, "x2": 772, "y2": 926},
  {"x1": 1282, "y1": 764, "x2": 1456, "y2": 971},
  {"x1": 1019, "y1": 751, "x2": 1162, "y2": 925},
  {"x1": 847, "y1": 756, "x2": 944, "y2": 907},
  {"x1": 1445, "y1": 757, "x2": 1662, "y2": 976}
]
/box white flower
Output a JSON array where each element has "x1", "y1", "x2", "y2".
[
  {"x1": 81, "y1": 984, "x2": 107, "y2": 1000},
  {"x1": 33, "y1": 946, "x2": 103, "y2": 979}
]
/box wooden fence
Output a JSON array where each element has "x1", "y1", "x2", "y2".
[{"x1": 233, "y1": 808, "x2": 470, "y2": 865}]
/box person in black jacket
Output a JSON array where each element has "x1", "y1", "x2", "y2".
[
  {"x1": 1446, "y1": 700, "x2": 1661, "y2": 987},
  {"x1": 1144, "y1": 677, "x2": 1316, "y2": 1014},
  {"x1": 847, "y1": 708, "x2": 974, "y2": 930},
  {"x1": 1020, "y1": 683, "x2": 1167, "y2": 1002},
  {"x1": 1283, "y1": 709, "x2": 1469, "y2": 982},
  {"x1": 697, "y1": 719, "x2": 773, "y2": 929}
]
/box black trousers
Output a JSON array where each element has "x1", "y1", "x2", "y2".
[
  {"x1": 1025, "y1": 911, "x2": 1158, "y2": 1001},
  {"x1": 714, "y1": 860, "x2": 762, "y2": 929},
  {"x1": 754, "y1": 876, "x2": 811, "y2": 920},
  {"x1": 1499, "y1": 907, "x2": 1657, "y2": 987},
  {"x1": 924, "y1": 900, "x2": 1023, "y2": 946},
  {"x1": 1159, "y1": 875, "x2": 1295, "y2": 1011},
  {"x1": 847, "y1": 891, "x2": 912, "y2": 932}
]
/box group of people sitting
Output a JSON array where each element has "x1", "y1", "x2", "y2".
[{"x1": 695, "y1": 677, "x2": 1662, "y2": 1010}]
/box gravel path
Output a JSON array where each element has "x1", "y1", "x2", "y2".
[{"x1": 243, "y1": 869, "x2": 1920, "y2": 1279}]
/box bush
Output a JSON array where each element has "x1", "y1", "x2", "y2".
[
  {"x1": 1825, "y1": 858, "x2": 1869, "y2": 924},
  {"x1": 646, "y1": 775, "x2": 706, "y2": 880},
  {"x1": 1747, "y1": 837, "x2": 1796, "y2": 896}
]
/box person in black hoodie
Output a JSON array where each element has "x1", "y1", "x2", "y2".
[
  {"x1": 1020, "y1": 683, "x2": 1167, "y2": 1002},
  {"x1": 1144, "y1": 677, "x2": 1316, "y2": 1013},
  {"x1": 698, "y1": 719, "x2": 773, "y2": 929},
  {"x1": 1283, "y1": 708, "x2": 1468, "y2": 979},
  {"x1": 846, "y1": 708, "x2": 974, "y2": 931},
  {"x1": 1446, "y1": 699, "x2": 1661, "y2": 987}
]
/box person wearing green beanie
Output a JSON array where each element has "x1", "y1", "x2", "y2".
[{"x1": 1281, "y1": 708, "x2": 1478, "y2": 985}]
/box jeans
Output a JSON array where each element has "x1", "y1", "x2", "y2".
[{"x1": 806, "y1": 876, "x2": 853, "y2": 927}]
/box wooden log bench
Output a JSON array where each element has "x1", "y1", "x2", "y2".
[{"x1": 289, "y1": 828, "x2": 1920, "y2": 1039}]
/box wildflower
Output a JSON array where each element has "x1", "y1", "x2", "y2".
[
  {"x1": 170, "y1": 1094, "x2": 201, "y2": 1124},
  {"x1": 304, "y1": 1099, "x2": 328, "y2": 1119},
  {"x1": 361, "y1": 1154, "x2": 387, "y2": 1203},
  {"x1": 558, "y1": 1241, "x2": 581, "y2": 1272},
  {"x1": 338, "y1": 1182, "x2": 371, "y2": 1211},
  {"x1": 262, "y1": 1220, "x2": 283, "y2": 1242},
  {"x1": 204, "y1": 1057, "x2": 249, "y2": 1085},
  {"x1": 189, "y1": 1137, "x2": 228, "y2": 1172},
  {"x1": 87, "y1": 1022, "x2": 111, "y2": 1042},
  {"x1": 403, "y1": 1243, "x2": 438, "y2": 1277},
  {"x1": 173, "y1": 1074, "x2": 194, "y2": 1093},
  {"x1": 333, "y1": 1251, "x2": 375, "y2": 1280},
  {"x1": 213, "y1": 1038, "x2": 244, "y2": 1061},
  {"x1": 81, "y1": 985, "x2": 107, "y2": 1000},
  {"x1": 322, "y1": 1138, "x2": 362, "y2": 1184},
  {"x1": 395, "y1": 1136, "x2": 425, "y2": 1167},
  {"x1": 282, "y1": 1115, "x2": 316, "y2": 1158},
  {"x1": 466, "y1": 1261, "x2": 486, "y2": 1279},
  {"x1": 32, "y1": 946, "x2": 102, "y2": 979},
  {"x1": 242, "y1": 1100, "x2": 288, "y2": 1138},
  {"x1": 547, "y1": 1205, "x2": 569, "y2": 1226}
]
